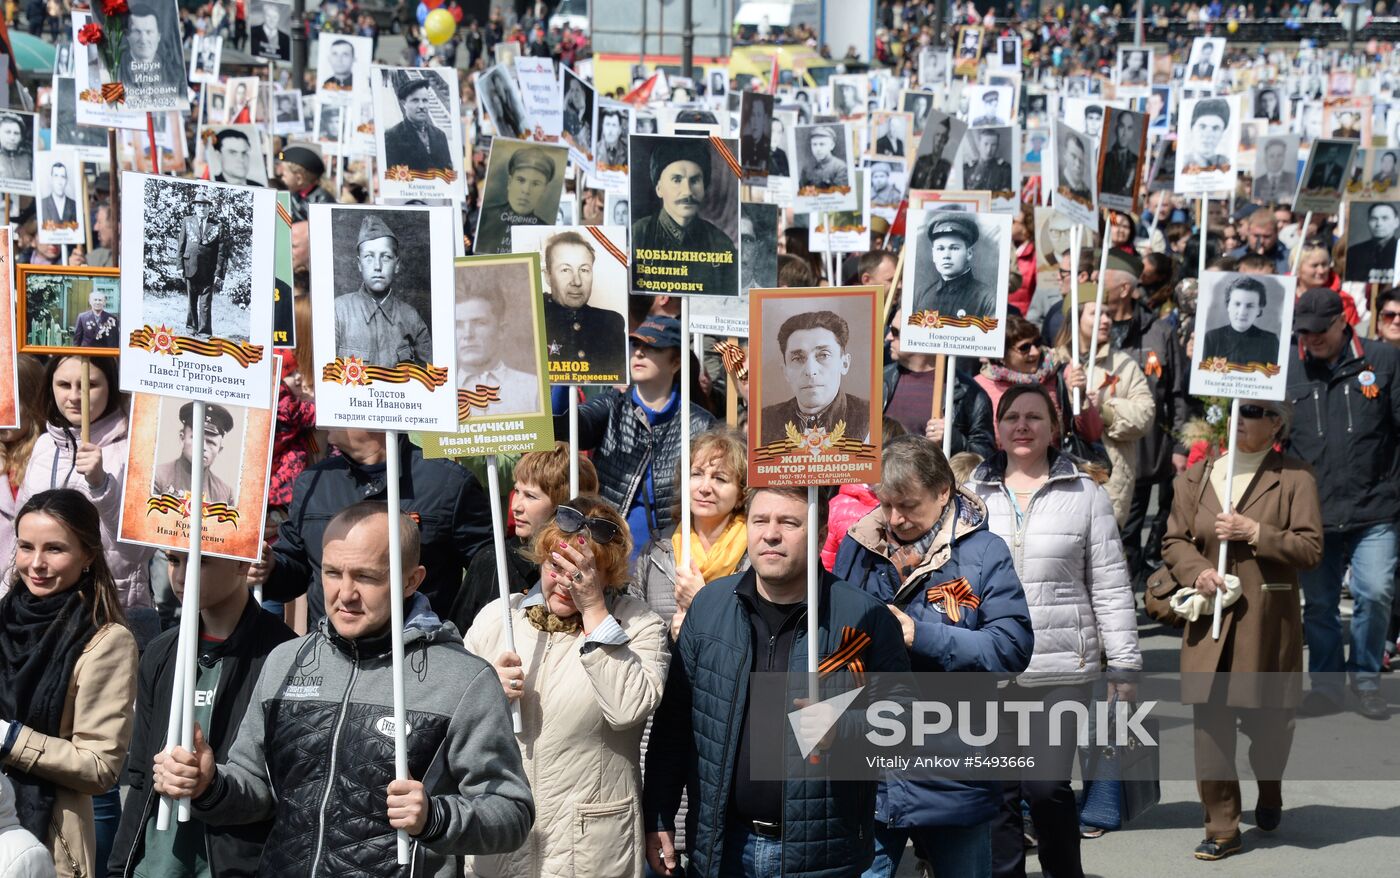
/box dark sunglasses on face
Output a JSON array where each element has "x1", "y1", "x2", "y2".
[
  {"x1": 555, "y1": 505, "x2": 622, "y2": 544},
  {"x1": 1013, "y1": 338, "x2": 1042, "y2": 355},
  {"x1": 1380, "y1": 309, "x2": 1400, "y2": 324},
  {"x1": 1238, "y1": 404, "x2": 1279, "y2": 420}
]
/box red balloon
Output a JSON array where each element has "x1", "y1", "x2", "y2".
[{"x1": 424, "y1": 0, "x2": 444, "y2": 9}]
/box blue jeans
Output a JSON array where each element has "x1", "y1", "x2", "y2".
[
  {"x1": 1299, "y1": 523, "x2": 1399, "y2": 695},
  {"x1": 94, "y1": 784, "x2": 122, "y2": 871},
  {"x1": 864, "y1": 820, "x2": 993, "y2": 878},
  {"x1": 718, "y1": 824, "x2": 783, "y2": 877}
]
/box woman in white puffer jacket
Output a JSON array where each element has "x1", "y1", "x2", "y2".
[{"x1": 968, "y1": 382, "x2": 1141, "y2": 878}]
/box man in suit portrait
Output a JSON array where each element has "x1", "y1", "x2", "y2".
[
  {"x1": 253, "y1": 0, "x2": 290, "y2": 60},
  {"x1": 543, "y1": 230, "x2": 625, "y2": 378},
  {"x1": 71, "y1": 288, "x2": 119, "y2": 348},
  {"x1": 212, "y1": 128, "x2": 255, "y2": 186},
  {"x1": 1100, "y1": 111, "x2": 1141, "y2": 196},
  {"x1": 322, "y1": 39, "x2": 356, "y2": 90},
  {"x1": 1253, "y1": 139, "x2": 1297, "y2": 203},
  {"x1": 177, "y1": 190, "x2": 229, "y2": 337},
  {"x1": 1189, "y1": 40, "x2": 1217, "y2": 83},
  {"x1": 334, "y1": 214, "x2": 432, "y2": 367},
  {"x1": 1306, "y1": 144, "x2": 1348, "y2": 190},
  {"x1": 1256, "y1": 88, "x2": 1281, "y2": 123},
  {"x1": 0, "y1": 114, "x2": 30, "y2": 182},
  {"x1": 153, "y1": 402, "x2": 237, "y2": 504},
  {"x1": 1345, "y1": 202, "x2": 1400, "y2": 283},
  {"x1": 962, "y1": 127, "x2": 1011, "y2": 191},
  {"x1": 875, "y1": 115, "x2": 907, "y2": 157},
  {"x1": 41, "y1": 162, "x2": 78, "y2": 229},
  {"x1": 383, "y1": 77, "x2": 454, "y2": 174},
  {"x1": 1201, "y1": 275, "x2": 1280, "y2": 367},
  {"x1": 456, "y1": 285, "x2": 539, "y2": 416},
  {"x1": 759, "y1": 310, "x2": 871, "y2": 446}
]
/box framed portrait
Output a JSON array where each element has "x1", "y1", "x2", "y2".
[
  {"x1": 954, "y1": 27, "x2": 983, "y2": 78},
  {"x1": 1033, "y1": 205, "x2": 1098, "y2": 272},
  {"x1": 51, "y1": 79, "x2": 108, "y2": 164},
  {"x1": 1051, "y1": 120, "x2": 1097, "y2": 225},
  {"x1": 250, "y1": 0, "x2": 291, "y2": 62},
  {"x1": 1175, "y1": 95, "x2": 1241, "y2": 195},
  {"x1": 867, "y1": 110, "x2": 913, "y2": 163},
  {"x1": 1251, "y1": 134, "x2": 1301, "y2": 205},
  {"x1": 1116, "y1": 47, "x2": 1153, "y2": 98},
  {"x1": 900, "y1": 208, "x2": 1011, "y2": 358},
  {"x1": 628, "y1": 134, "x2": 742, "y2": 296},
  {"x1": 1184, "y1": 36, "x2": 1225, "y2": 92},
  {"x1": 17, "y1": 265, "x2": 122, "y2": 356},
  {"x1": 809, "y1": 168, "x2": 870, "y2": 253},
  {"x1": 1189, "y1": 271, "x2": 1295, "y2": 401},
  {"x1": 195, "y1": 124, "x2": 269, "y2": 187},
  {"x1": 93, "y1": 0, "x2": 187, "y2": 111},
  {"x1": 118, "y1": 384, "x2": 276, "y2": 561},
  {"x1": 1294, "y1": 138, "x2": 1357, "y2": 214},
  {"x1": 561, "y1": 64, "x2": 597, "y2": 171},
  {"x1": 1323, "y1": 98, "x2": 1372, "y2": 145},
  {"x1": 996, "y1": 36, "x2": 1021, "y2": 71},
  {"x1": 908, "y1": 109, "x2": 967, "y2": 191},
  {"x1": 1023, "y1": 127, "x2": 1049, "y2": 172},
  {"x1": 748, "y1": 285, "x2": 882, "y2": 488},
  {"x1": 35, "y1": 148, "x2": 86, "y2": 246},
  {"x1": 510, "y1": 224, "x2": 630, "y2": 386},
  {"x1": 1097, "y1": 108, "x2": 1147, "y2": 213},
  {"x1": 515, "y1": 56, "x2": 562, "y2": 139},
  {"x1": 764, "y1": 108, "x2": 797, "y2": 199},
  {"x1": 309, "y1": 204, "x2": 457, "y2": 430},
  {"x1": 189, "y1": 33, "x2": 222, "y2": 84},
  {"x1": 373, "y1": 67, "x2": 465, "y2": 200},
  {"x1": 472, "y1": 138, "x2": 568, "y2": 255},
  {"x1": 478, "y1": 64, "x2": 530, "y2": 140},
  {"x1": 0, "y1": 110, "x2": 37, "y2": 195},
  {"x1": 1252, "y1": 84, "x2": 1286, "y2": 126},
  {"x1": 119, "y1": 174, "x2": 276, "y2": 408},
  {"x1": 1349, "y1": 146, "x2": 1400, "y2": 201},
  {"x1": 908, "y1": 189, "x2": 991, "y2": 211},
  {"x1": 793, "y1": 123, "x2": 856, "y2": 212}
]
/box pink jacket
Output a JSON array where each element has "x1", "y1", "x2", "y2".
[{"x1": 821, "y1": 483, "x2": 879, "y2": 571}]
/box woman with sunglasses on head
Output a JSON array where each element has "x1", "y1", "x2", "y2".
[
  {"x1": 464, "y1": 495, "x2": 669, "y2": 878},
  {"x1": 969, "y1": 384, "x2": 1140, "y2": 877},
  {"x1": 1152, "y1": 399, "x2": 1322, "y2": 861},
  {"x1": 0, "y1": 489, "x2": 138, "y2": 878},
  {"x1": 974, "y1": 314, "x2": 1066, "y2": 432},
  {"x1": 19, "y1": 357, "x2": 154, "y2": 610}
]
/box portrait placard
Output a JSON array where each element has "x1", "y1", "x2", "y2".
[
  {"x1": 250, "y1": 0, "x2": 292, "y2": 62},
  {"x1": 739, "y1": 201, "x2": 779, "y2": 295},
  {"x1": 561, "y1": 65, "x2": 597, "y2": 172},
  {"x1": 273, "y1": 192, "x2": 294, "y2": 347},
  {"x1": 1051, "y1": 120, "x2": 1097, "y2": 225},
  {"x1": 18, "y1": 266, "x2": 121, "y2": 356},
  {"x1": 0, "y1": 110, "x2": 37, "y2": 195},
  {"x1": 900, "y1": 89, "x2": 936, "y2": 138},
  {"x1": 309, "y1": 204, "x2": 457, "y2": 430},
  {"x1": 1097, "y1": 108, "x2": 1147, "y2": 213},
  {"x1": 867, "y1": 110, "x2": 913, "y2": 163},
  {"x1": 809, "y1": 169, "x2": 870, "y2": 253},
  {"x1": 1189, "y1": 271, "x2": 1295, "y2": 401},
  {"x1": 1175, "y1": 95, "x2": 1241, "y2": 195},
  {"x1": 1293, "y1": 137, "x2": 1357, "y2": 215},
  {"x1": 1344, "y1": 201, "x2": 1400, "y2": 284},
  {"x1": 954, "y1": 27, "x2": 983, "y2": 78},
  {"x1": 189, "y1": 33, "x2": 222, "y2": 83},
  {"x1": 628, "y1": 134, "x2": 742, "y2": 296},
  {"x1": 478, "y1": 64, "x2": 530, "y2": 140},
  {"x1": 515, "y1": 56, "x2": 562, "y2": 139},
  {"x1": 909, "y1": 109, "x2": 967, "y2": 190},
  {"x1": 593, "y1": 100, "x2": 632, "y2": 192},
  {"x1": 1251, "y1": 134, "x2": 1301, "y2": 204},
  {"x1": 473, "y1": 138, "x2": 568, "y2": 255},
  {"x1": 222, "y1": 76, "x2": 259, "y2": 123},
  {"x1": 415, "y1": 253, "x2": 555, "y2": 459},
  {"x1": 1116, "y1": 47, "x2": 1153, "y2": 98},
  {"x1": 373, "y1": 67, "x2": 464, "y2": 200},
  {"x1": 272, "y1": 90, "x2": 305, "y2": 136},
  {"x1": 35, "y1": 149, "x2": 86, "y2": 246},
  {"x1": 117, "y1": 378, "x2": 277, "y2": 561},
  {"x1": 51, "y1": 79, "x2": 108, "y2": 163},
  {"x1": 740, "y1": 91, "x2": 775, "y2": 182},
  {"x1": 1185, "y1": 37, "x2": 1225, "y2": 92},
  {"x1": 1033, "y1": 206, "x2": 1098, "y2": 272},
  {"x1": 195, "y1": 124, "x2": 269, "y2": 187},
  {"x1": 511, "y1": 224, "x2": 630, "y2": 385},
  {"x1": 965, "y1": 85, "x2": 1014, "y2": 127},
  {"x1": 1350, "y1": 146, "x2": 1400, "y2": 201},
  {"x1": 865, "y1": 158, "x2": 907, "y2": 223},
  {"x1": 830, "y1": 74, "x2": 869, "y2": 120},
  {"x1": 0, "y1": 230, "x2": 16, "y2": 428},
  {"x1": 793, "y1": 123, "x2": 856, "y2": 213},
  {"x1": 316, "y1": 34, "x2": 371, "y2": 98},
  {"x1": 72, "y1": 10, "x2": 147, "y2": 130},
  {"x1": 92, "y1": 0, "x2": 187, "y2": 111},
  {"x1": 950, "y1": 124, "x2": 1019, "y2": 213},
  {"x1": 748, "y1": 286, "x2": 882, "y2": 489},
  {"x1": 900, "y1": 208, "x2": 1011, "y2": 358},
  {"x1": 120, "y1": 173, "x2": 276, "y2": 409}
]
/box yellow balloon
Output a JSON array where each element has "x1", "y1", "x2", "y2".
[
  {"x1": 425, "y1": 8, "x2": 456, "y2": 46},
  {"x1": 1227, "y1": 20, "x2": 1239, "y2": 33}
]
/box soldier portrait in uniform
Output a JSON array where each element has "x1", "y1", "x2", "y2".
[
  {"x1": 1192, "y1": 271, "x2": 1295, "y2": 395},
  {"x1": 1054, "y1": 121, "x2": 1096, "y2": 217},
  {"x1": 629, "y1": 134, "x2": 742, "y2": 296},
  {"x1": 757, "y1": 307, "x2": 872, "y2": 446},
  {"x1": 71, "y1": 287, "x2": 120, "y2": 348},
  {"x1": 1176, "y1": 97, "x2": 1241, "y2": 194},
  {"x1": 956, "y1": 125, "x2": 1013, "y2": 191},
  {"x1": 152, "y1": 401, "x2": 240, "y2": 505},
  {"x1": 866, "y1": 159, "x2": 906, "y2": 211},
  {"x1": 375, "y1": 68, "x2": 463, "y2": 194},
  {"x1": 902, "y1": 208, "x2": 1012, "y2": 357},
  {"x1": 330, "y1": 209, "x2": 434, "y2": 367},
  {"x1": 739, "y1": 91, "x2": 774, "y2": 179},
  {"x1": 967, "y1": 86, "x2": 1012, "y2": 127},
  {"x1": 1345, "y1": 201, "x2": 1400, "y2": 284},
  {"x1": 0, "y1": 112, "x2": 36, "y2": 195},
  {"x1": 1097, "y1": 108, "x2": 1146, "y2": 211},
  {"x1": 797, "y1": 124, "x2": 850, "y2": 190},
  {"x1": 909, "y1": 212, "x2": 998, "y2": 320},
  {"x1": 454, "y1": 262, "x2": 544, "y2": 417},
  {"x1": 595, "y1": 102, "x2": 631, "y2": 173},
  {"x1": 473, "y1": 139, "x2": 568, "y2": 255},
  {"x1": 909, "y1": 110, "x2": 966, "y2": 190},
  {"x1": 512, "y1": 225, "x2": 630, "y2": 385}
]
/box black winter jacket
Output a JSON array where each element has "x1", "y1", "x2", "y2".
[
  {"x1": 1284, "y1": 331, "x2": 1400, "y2": 532},
  {"x1": 881, "y1": 362, "x2": 997, "y2": 459},
  {"x1": 262, "y1": 434, "x2": 493, "y2": 622},
  {"x1": 1110, "y1": 304, "x2": 1192, "y2": 481},
  {"x1": 108, "y1": 599, "x2": 296, "y2": 878}
]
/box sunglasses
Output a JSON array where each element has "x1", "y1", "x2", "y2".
[
  {"x1": 555, "y1": 505, "x2": 622, "y2": 545},
  {"x1": 1013, "y1": 338, "x2": 1042, "y2": 355},
  {"x1": 1380, "y1": 309, "x2": 1400, "y2": 324},
  {"x1": 1238, "y1": 404, "x2": 1280, "y2": 420}
]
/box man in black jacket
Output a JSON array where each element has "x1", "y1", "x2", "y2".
[
  {"x1": 1287, "y1": 288, "x2": 1400, "y2": 720},
  {"x1": 248, "y1": 430, "x2": 493, "y2": 625},
  {"x1": 109, "y1": 552, "x2": 295, "y2": 878},
  {"x1": 882, "y1": 308, "x2": 996, "y2": 459}
]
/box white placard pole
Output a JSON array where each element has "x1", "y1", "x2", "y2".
[
  {"x1": 1294, "y1": 211, "x2": 1313, "y2": 275},
  {"x1": 1069, "y1": 225, "x2": 1082, "y2": 415},
  {"x1": 807, "y1": 485, "x2": 819, "y2": 705},
  {"x1": 1085, "y1": 240, "x2": 1111, "y2": 396},
  {"x1": 384, "y1": 432, "x2": 410, "y2": 864},
  {"x1": 941, "y1": 355, "x2": 956, "y2": 458},
  {"x1": 172, "y1": 400, "x2": 208, "y2": 825},
  {"x1": 154, "y1": 629, "x2": 187, "y2": 829},
  {"x1": 567, "y1": 388, "x2": 579, "y2": 496},
  {"x1": 485, "y1": 454, "x2": 524, "y2": 734},
  {"x1": 1212, "y1": 398, "x2": 1240, "y2": 641},
  {"x1": 1198, "y1": 194, "x2": 1209, "y2": 279},
  {"x1": 679, "y1": 297, "x2": 692, "y2": 570}
]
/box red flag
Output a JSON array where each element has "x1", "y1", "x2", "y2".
[
  {"x1": 890, "y1": 200, "x2": 909, "y2": 237},
  {"x1": 768, "y1": 53, "x2": 780, "y2": 95},
  {"x1": 622, "y1": 73, "x2": 659, "y2": 106},
  {"x1": 0, "y1": 10, "x2": 17, "y2": 86}
]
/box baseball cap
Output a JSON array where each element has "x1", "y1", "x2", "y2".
[
  {"x1": 630, "y1": 316, "x2": 682, "y2": 349},
  {"x1": 1294, "y1": 287, "x2": 1343, "y2": 333}
]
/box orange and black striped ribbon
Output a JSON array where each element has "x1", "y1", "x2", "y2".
[
  {"x1": 711, "y1": 340, "x2": 747, "y2": 380},
  {"x1": 1201, "y1": 357, "x2": 1282, "y2": 377},
  {"x1": 926, "y1": 577, "x2": 980, "y2": 623},
  {"x1": 276, "y1": 201, "x2": 293, "y2": 226},
  {"x1": 146, "y1": 494, "x2": 241, "y2": 525},
  {"x1": 709, "y1": 135, "x2": 743, "y2": 178},
  {"x1": 385, "y1": 164, "x2": 458, "y2": 183},
  {"x1": 129, "y1": 326, "x2": 264, "y2": 367},
  {"x1": 908, "y1": 309, "x2": 999, "y2": 333},
  {"x1": 818, "y1": 626, "x2": 871, "y2": 684},
  {"x1": 457, "y1": 385, "x2": 502, "y2": 420},
  {"x1": 321, "y1": 358, "x2": 448, "y2": 390},
  {"x1": 586, "y1": 226, "x2": 629, "y2": 267},
  {"x1": 752, "y1": 438, "x2": 875, "y2": 462}
]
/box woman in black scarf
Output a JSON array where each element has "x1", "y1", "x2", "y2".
[{"x1": 0, "y1": 489, "x2": 137, "y2": 877}]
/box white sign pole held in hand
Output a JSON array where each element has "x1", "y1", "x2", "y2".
[
  {"x1": 1085, "y1": 238, "x2": 1111, "y2": 396},
  {"x1": 679, "y1": 298, "x2": 692, "y2": 571},
  {"x1": 485, "y1": 454, "x2": 523, "y2": 734},
  {"x1": 567, "y1": 389, "x2": 579, "y2": 496},
  {"x1": 941, "y1": 356, "x2": 956, "y2": 458},
  {"x1": 384, "y1": 432, "x2": 411, "y2": 864},
  {"x1": 154, "y1": 626, "x2": 187, "y2": 829},
  {"x1": 172, "y1": 400, "x2": 208, "y2": 825},
  {"x1": 1212, "y1": 397, "x2": 1240, "y2": 641},
  {"x1": 807, "y1": 486, "x2": 819, "y2": 707},
  {"x1": 1069, "y1": 226, "x2": 1082, "y2": 415}
]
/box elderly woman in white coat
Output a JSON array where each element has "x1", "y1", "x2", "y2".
[
  {"x1": 465, "y1": 495, "x2": 669, "y2": 878},
  {"x1": 969, "y1": 383, "x2": 1142, "y2": 878}
]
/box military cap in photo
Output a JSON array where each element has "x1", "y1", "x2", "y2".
[
  {"x1": 649, "y1": 138, "x2": 711, "y2": 188},
  {"x1": 926, "y1": 212, "x2": 979, "y2": 247},
  {"x1": 358, "y1": 214, "x2": 398, "y2": 246},
  {"x1": 179, "y1": 402, "x2": 234, "y2": 435},
  {"x1": 808, "y1": 125, "x2": 838, "y2": 143},
  {"x1": 507, "y1": 146, "x2": 556, "y2": 181},
  {"x1": 1191, "y1": 98, "x2": 1231, "y2": 126}
]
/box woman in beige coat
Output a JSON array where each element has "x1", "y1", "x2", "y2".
[
  {"x1": 0, "y1": 489, "x2": 137, "y2": 878},
  {"x1": 466, "y1": 495, "x2": 669, "y2": 878},
  {"x1": 1054, "y1": 300, "x2": 1155, "y2": 525}
]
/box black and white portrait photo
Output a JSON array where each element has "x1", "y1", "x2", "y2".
[
  {"x1": 1295, "y1": 138, "x2": 1356, "y2": 213},
  {"x1": 794, "y1": 123, "x2": 856, "y2": 212},
  {"x1": 53, "y1": 76, "x2": 111, "y2": 160},
  {"x1": 633, "y1": 113, "x2": 659, "y2": 135},
  {"x1": 109, "y1": 0, "x2": 187, "y2": 111},
  {"x1": 865, "y1": 158, "x2": 907, "y2": 214},
  {"x1": 918, "y1": 47, "x2": 950, "y2": 89},
  {"x1": 143, "y1": 183, "x2": 251, "y2": 340},
  {"x1": 628, "y1": 134, "x2": 742, "y2": 296},
  {"x1": 901, "y1": 208, "x2": 1010, "y2": 357},
  {"x1": 953, "y1": 125, "x2": 1015, "y2": 193},
  {"x1": 830, "y1": 75, "x2": 867, "y2": 120},
  {"x1": 510, "y1": 224, "x2": 630, "y2": 385},
  {"x1": 478, "y1": 64, "x2": 529, "y2": 140},
  {"x1": 561, "y1": 65, "x2": 596, "y2": 169},
  {"x1": 604, "y1": 191, "x2": 630, "y2": 227},
  {"x1": 189, "y1": 33, "x2": 222, "y2": 83},
  {"x1": 374, "y1": 67, "x2": 464, "y2": 199},
  {"x1": 1175, "y1": 95, "x2": 1240, "y2": 195},
  {"x1": 868, "y1": 110, "x2": 912, "y2": 162},
  {"x1": 0, "y1": 111, "x2": 36, "y2": 195},
  {"x1": 1022, "y1": 92, "x2": 1049, "y2": 129},
  {"x1": 36, "y1": 149, "x2": 84, "y2": 246},
  {"x1": 151, "y1": 401, "x2": 241, "y2": 505},
  {"x1": 273, "y1": 90, "x2": 305, "y2": 136},
  {"x1": 809, "y1": 168, "x2": 870, "y2": 254},
  {"x1": 1369, "y1": 149, "x2": 1400, "y2": 191},
  {"x1": 1097, "y1": 108, "x2": 1146, "y2": 212},
  {"x1": 740, "y1": 91, "x2": 774, "y2": 181},
  {"x1": 315, "y1": 98, "x2": 345, "y2": 149},
  {"x1": 740, "y1": 202, "x2": 779, "y2": 294},
  {"x1": 997, "y1": 37, "x2": 1020, "y2": 70},
  {"x1": 307, "y1": 203, "x2": 456, "y2": 429},
  {"x1": 250, "y1": 0, "x2": 291, "y2": 62},
  {"x1": 1052, "y1": 120, "x2": 1097, "y2": 225},
  {"x1": 966, "y1": 85, "x2": 1012, "y2": 127},
  {"x1": 316, "y1": 35, "x2": 369, "y2": 94},
  {"x1": 1251, "y1": 134, "x2": 1300, "y2": 204},
  {"x1": 1253, "y1": 85, "x2": 1284, "y2": 124},
  {"x1": 453, "y1": 259, "x2": 545, "y2": 418},
  {"x1": 1189, "y1": 271, "x2": 1295, "y2": 400},
  {"x1": 199, "y1": 125, "x2": 269, "y2": 187},
  {"x1": 473, "y1": 138, "x2": 568, "y2": 255},
  {"x1": 223, "y1": 76, "x2": 258, "y2": 123},
  {"x1": 1185, "y1": 36, "x2": 1225, "y2": 90},
  {"x1": 594, "y1": 101, "x2": 631, "y2": 178},
  {"x1": 900, "y1": 89, "x2": 935, "y2": 136},
  {"x1": 909, "y1": 109, "x2": 967, "y2": 191},
  {"x1": 1345, "y1": 201, "x2": 1400, "y2": 284},
  {"x1": 1117, "y1": 47, "x2": 1152, "y2": 94}
]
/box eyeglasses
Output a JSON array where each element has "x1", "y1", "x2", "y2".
[
  {"x1": 888, "y1": 326, "x2": 901, "y2": 339},
  {"x1": 1380, "y1": 309, "x2": 1400, "y2": 324},
  {"x1": 1238, "y1": 404, "x2": 1280, "y2": 420},
  {"x1": 1012, "y1": 338, "x2": 1042, "y2": 355},
  {"x1": 555, "y1": 505, "x2": 622, "y2": 545}
]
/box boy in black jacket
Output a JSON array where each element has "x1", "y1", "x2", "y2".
[{"x1": 108, "y1": 552, "x2": 295, "y2": 877}]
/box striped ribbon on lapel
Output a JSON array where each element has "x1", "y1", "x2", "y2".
[
  {"x1": 926, "y1": 577, "x2": 980, "y2": 623},
  {"x1": 818, "y1": 626, "x2": 871, "y2": 684}
]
